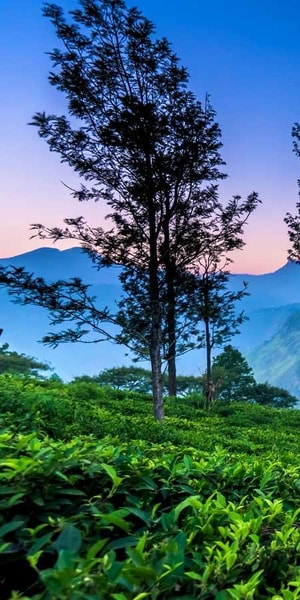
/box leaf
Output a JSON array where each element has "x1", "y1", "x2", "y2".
[
  {"x1": 216, "y1": 492, "x2": 226, "y2": 508},
  {"x1": 109, "y1": 536, "x2": 138, "y2": 550},
  {"x1": 226, "y1": 551, "x2": 237, "y2": 571},
  {"x1": 127, "y1": 547, "x2": 146, "y2": 567},
  {"x1": 55, "y1": 549, "x2": 76, "y2": 570},
  {"x1": 102, "y1": 463, "x2": 123, "y2": 488},
  {"x1": 1, "y1": 493, "x2": 26, "y2": 508},
  {"x1": 186, "y1": 571, "x2": 203, "y2": 581},
  {"x1": 174, "y1": 495, "x2": 202, "y2": 521},
  {"x1": 101, "y1": 513, "x2": 130, "y2": 533},
  {"x1": 87, "y1": 538, "x2": 109, "y2": 559},
  {"x1": 129, "y1": 565, "x2": 157, "y2": 580},
  {"x1": 0, "y1": 519, "x2": 25, "y2": 537},
  {"x1": 127, "y1": 506, "x2": 151, "y2": 526},
  {"x1": 53, "y1": 524, "x2": 82, "y2": 555}
]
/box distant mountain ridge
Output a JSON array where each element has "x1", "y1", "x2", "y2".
[
  {"x1": 247, "y1": 310, "x2": 300, "y2": 398},
  {"x1": 1, "y1": 247, "x2": 300, "y2": 398}
]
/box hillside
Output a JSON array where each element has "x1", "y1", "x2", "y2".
[
  {"x1": 0, "y1": 375, "x2": 299, "y2": 599},
  {"x1": 1, "y1": 247, "x2": 300, "y2": 395},
  {"x1": 247, "y1": 310, "x2": 300, "y2": 397}
]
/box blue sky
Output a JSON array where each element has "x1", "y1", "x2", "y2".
[{"x1": 1, "y1": 0, "x2": 300, "y2": 273}]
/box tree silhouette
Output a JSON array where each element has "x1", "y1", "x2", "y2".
[{"x1": 0, "y1": 0, "x2": 258, "y2": 418}]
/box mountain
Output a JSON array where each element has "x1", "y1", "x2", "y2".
[
  {"x1": 1, "y1": 247, "x2": 300, "y2": 397},
  {"x1": 228, "y1": 260, "x2": 300, "y2": 310},
  {"x1": 0, "y1": 247, "x2": 122, "y2": 285},
  {"x1": 247, "y1": 310, "x2": 300, "y2": 398}
]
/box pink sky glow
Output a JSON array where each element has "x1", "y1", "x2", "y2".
[{"x1": 1, "y1": 0, "x2": 300, "y2": 275}]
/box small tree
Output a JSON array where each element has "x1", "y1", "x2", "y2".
[
  {"x1": 211, "y1": 345, "x2": 256, "y2": 402},
  {"x1": 185, "y1": 254, "x2": 248, "y2": 408}
]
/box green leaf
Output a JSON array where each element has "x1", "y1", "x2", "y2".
[
  {"x1": 102, "y1": 463, "x2": 123, "y2": 488},
  {"x1": 186, "y1": 571, "x2": 203, "y2": 581},
  {"x1": 127, "y1": 506, "x2": 151, "y2": 526},
  {"x1": 0, "y1": 519, "x2": 25, "y2": 537},
  {"x1": 101, "y1": 513, "x2": 130, "y2": 533},
  {"x1": 55, "y1": 549, "x2": 76, "y2": 570},
  {"x1": 127, "y1": 547, "x2": 146, "y2": 567},
  {"x1": 28, "y1": 531, "x2": 53, "y2": 555},
  {"x1": 87, "y1": 538, "x2": 109, "y2": 559},
  {"x1": 226, "y1": 551, "x2": 237, "y2": 571},
  {"x1": 129, "y1": 565, "x2": 157, "y2": 580},
  {"x1": 109, "y1": 536, "x2": 138, "y2": 550},
  {"x1": 174, "y1": 495, "x2": 202, "y2": 520},
  {"x1": 53, "y1": 524, "x2": 82, "y2": 555}
]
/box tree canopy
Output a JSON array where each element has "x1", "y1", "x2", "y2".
[
  {"x1": 0, "y1": 0, "x2": 259, "y2": 419},
  {"x1": 0, "y1": 344, "x2": 51, "y2": 377}
]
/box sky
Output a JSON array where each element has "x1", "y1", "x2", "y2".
[{"x1": 1, "y1": 0, "x2": 300, "y2": 274}]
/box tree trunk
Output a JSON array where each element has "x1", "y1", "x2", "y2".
[
  {"x1": 167, "y1": 308, "x2": 177, "y2": 396},
  {"x1": 149, "y1": 276, "x2": 164, "y2": 419},
  {"x1": 203, "y1": 278, "x2": 213, "y2": 410},
  {"x1": 168, "y1": 344, "x2": 177, "y2": 396},
  {"x1": 148, "y1": 194, "x2": 164, "y2": 419},
  {"x1": 150, "y1": 329, "x2": 164, "y2": 420},
  {"x1": 166, "y1": 260, "x2": 176, "y2": 396},
  {"x1": 204, "y1": 316, "x2": 212, "y2": 410},
  {"x1": 163, "y1": 197, "x2": 177, "y2": 397}
]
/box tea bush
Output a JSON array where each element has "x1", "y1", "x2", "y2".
[
  {"x1": 0, "y1": 434, "x2": 299, "y2": 599},
  {"x1": 0, "y1": 374, "x2": 300, "y2": 598},
  {"x1": 0, "y1": 374, "x2": 300, "y2": 460}
]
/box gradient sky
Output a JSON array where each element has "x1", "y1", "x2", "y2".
[{"x1": 1, "y1": 0, "x2": 300, "y2": 273}]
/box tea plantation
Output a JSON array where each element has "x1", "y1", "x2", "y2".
[{"x1": 0, "y1": 374, "x2": 299, "y2": 599}]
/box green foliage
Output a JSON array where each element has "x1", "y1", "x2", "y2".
[
  {"x1": 73, "y1": 368, "x2": 204, "y2": 398},
  {"x1": 212, "y1": 345, "x2": 256, "y2": 402},
  {"x1": 0, "y1": 374, "x2": 299, "y2": 458},
  {"x1": 0, "y1": 432, "x2": 299, "y2": 599},
  {"x1": 0, "y1": 343, "x2": 51, "y2": 377},
  {"x1": 249, "y1": 382, "x2": 298, "y2": 408},
  {"x1": 212, "y1": 346, "x2": 298, "y2": 407},
  {"x1": 74, "y1": 366, "x2": 154, "y2": 394},
  {"x1": 0, "y1": 375, "x2": 300, "y2": 597}
]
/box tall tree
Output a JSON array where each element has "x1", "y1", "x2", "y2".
[
  {"x1": 30, "y1": 0, "x2": 229, "y2": 418},
  {"x1": 0, "y1": 0, "x2": 258, "y2": 417}
]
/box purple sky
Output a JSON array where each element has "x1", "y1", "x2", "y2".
[{"x1": 1, "y1": 0, "x2": 300, "y2": 273}]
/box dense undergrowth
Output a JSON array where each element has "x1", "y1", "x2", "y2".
[{"x1": 0, "y1": 374, "x2": 299, "y2": 599}]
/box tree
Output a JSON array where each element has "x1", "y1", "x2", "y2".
[
  {"x1": 83, "y1": 366, "x2": 154, "y2": 393},
  {"x1": 249, "y1": 382, "x2": 298, "y2": 408},
  {"x1": 0, "y1": 0, "x2": 258, "y2": 418},
  {"x1": 112, "y1": 194, "x2": 257, "y2": 401},
  {"x1": 0, "y1": 343, "x2": 51, "y2": 377},
  {"x1": 30, "y1": 0, "x2": 228, "y2": 418},
  {"x1": 181, "y1": 250, "x2": 248, "y2": 408},
  {"x1": 211, "y1": 345, "x2": 256, "y2": 402},
  {"x1": 285, "y1": 123, "x2": 300, "y2": 262}
]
